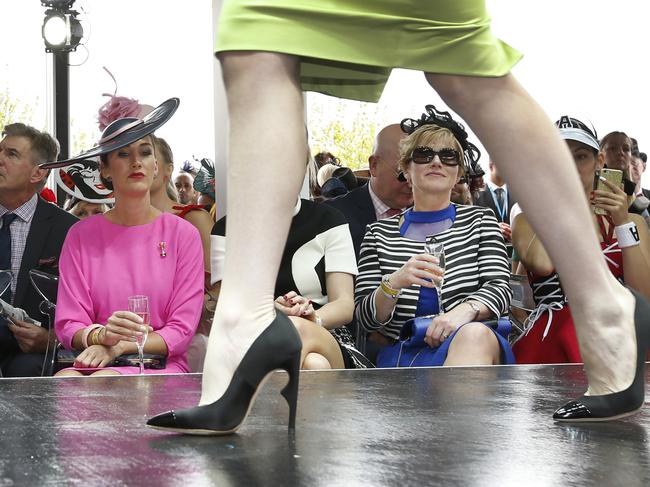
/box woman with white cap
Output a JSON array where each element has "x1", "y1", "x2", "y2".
[{"x1": 513, "y1": 117, "x2": 650, "y2": 366}]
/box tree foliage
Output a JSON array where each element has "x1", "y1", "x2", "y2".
[
  {"x1": 307, "y1": 95, "x2": 380, "y2": 170},
  {"x1": 71, "y1": 119, "x2": 95, "y2": 155},
  {"x1": 1, "y1": 87, "x2": 93, "y2": 158},
  {"x1": 0, "y1": 88, "x2": 33, "y2": 132}
]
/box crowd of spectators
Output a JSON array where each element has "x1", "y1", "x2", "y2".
[{"x1": 1, "y1": 101, "x2": 648, "y2": 377}]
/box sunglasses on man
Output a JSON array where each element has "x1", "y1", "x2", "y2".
[{"x1": 410, "y1": 146, "x2": 461, "y2": 166}]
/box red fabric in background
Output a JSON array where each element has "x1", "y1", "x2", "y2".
[{"x1": 40, "y1": 188, "x2": 57, "y2": 204}]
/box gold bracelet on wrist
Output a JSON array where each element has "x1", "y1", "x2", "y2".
[
  {"x1": 89, "y1": 328, "x2": 99, "y2": 346},
  {"x1": 380, "y1": 275, "x2": 400, "y2": 299},
  {"x1": 91, "y1": 327, "x2": 105, "y2": 346}
]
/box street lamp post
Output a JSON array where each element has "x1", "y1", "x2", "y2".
[
  {"x1": 41, "y1": 0, "x2": 83, "y2": 206},
  {"x1": 52, "y1": 51, "x2": 69, "y2": 205}
]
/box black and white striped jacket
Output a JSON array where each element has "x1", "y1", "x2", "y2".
[{"x1": 354, "y1": 205, "x2": 512, "y2": 340}]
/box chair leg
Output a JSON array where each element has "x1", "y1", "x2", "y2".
[{"x1": 41, "y1": 307, "x2": 58, "y2": 377}]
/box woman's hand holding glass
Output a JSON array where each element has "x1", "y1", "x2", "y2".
[
  {"x1": 73, "y1": 309, "x2": 152, "y2": 369},
  {"x1": 100, "y1": 310, "x2": 152, "y2": 347},
  {"x1": 592, "y1": 178, "x2": 630, "y2": 226},
  {"x1": 274, "y1": 291, "x2": 315, "y2": 319},
  {"x1": 389, "y1": 254, "x2": 444, "y2": 291}
]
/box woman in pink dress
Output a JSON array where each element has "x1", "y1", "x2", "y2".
[{"x1": 46, "y1": 99, "x2": 205, "y2": 376}]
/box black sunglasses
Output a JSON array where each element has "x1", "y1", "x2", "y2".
[{"x1": 410, "y1": 146, "x2": 461, "y2": 166}]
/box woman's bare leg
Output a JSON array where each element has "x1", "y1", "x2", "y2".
[
  {"x1": 54, "y1": 370, "x2": 83, "y2": 377},
  {"x1": 200, "y1": 52, "x2": 307, "y2": 405},
  {"x1": 290, "y1": 316, "x2": 345, "y2": 369},
  {"x1": 444, "y1": 323, "x2": 500, "y2": 366},
  {"x1": 303, "y1": 353, "x2": 333, "y2": 370},
  {"x1": 426, "y1": 73, "x2": 636, "y2": 395},
  {"x1": 91, "y1": 370, "x2": 121, "y2": 376}
]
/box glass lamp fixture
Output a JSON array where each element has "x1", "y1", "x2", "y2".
[{"x1": 41, "y1": 1, "x2": 84, "y2": 53}]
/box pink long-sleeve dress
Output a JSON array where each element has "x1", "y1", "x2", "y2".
[{"x1": 55, "y1": 212, "x2": 204, "y2": 374}]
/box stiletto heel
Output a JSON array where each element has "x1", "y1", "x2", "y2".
[
  {"x1": 553, "y1": 289, "x2": 650, "y2": 422},
  {"x1": 280, "y1": 351, "x2": 301, "y2": 431},
  {"x1": 146, "y1": 311, "x2": 302, "y2": 435}
]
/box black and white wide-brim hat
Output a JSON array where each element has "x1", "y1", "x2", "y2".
[
  {"x1": 54, "y1": 157, "x2": 115, "y2": 204},
  {"x1": 40, "y1": 97, "x2": 179, "y2": 170}
]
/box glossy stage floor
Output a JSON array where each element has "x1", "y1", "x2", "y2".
[{"x1": 1, "y1": 364, "x2": 649, "y2": 486}]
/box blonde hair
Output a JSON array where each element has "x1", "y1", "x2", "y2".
[
  {"x1": 398, "y1": 125, "x2": 465, "y2": 178},
  {"x1": 151, "y1": 135, "x2": 179, "y2": 202}
]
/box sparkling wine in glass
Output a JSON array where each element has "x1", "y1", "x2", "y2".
[
  {"x1": 424, "y1": 237, "x2": 445, "y2": 313},
  {"x1": 128, "y1": 295, "x2": 149, "y2": 374}
]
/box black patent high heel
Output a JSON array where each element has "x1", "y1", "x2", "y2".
[
  {"x1": 553, "y1": 289, "x2": 650, "y2": 422},
  {"x1": 147, "y1": 311, "x2": 302, "y2": 435}
]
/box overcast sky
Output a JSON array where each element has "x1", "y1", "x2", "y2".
[{"x1": 1, "y1": 0, "x2": 649, "y2": 186}]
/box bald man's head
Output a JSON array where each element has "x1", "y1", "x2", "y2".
[
  {"x1": 372, "y1": 124, "x2": 404, "y2": 161},
  {"x1": 174, "y1": 173, "x2": 197, "y2": 204},
  {"x1": 368, "y1": 123, "x2": 413, "y2": 210}
]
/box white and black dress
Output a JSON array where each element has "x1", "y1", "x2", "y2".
[{"x1": 211, "y1": 199, "x2": 371, "y2": 368}]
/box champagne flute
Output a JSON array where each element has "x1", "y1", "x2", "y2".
[
  {"x1": 424, "y1": 237, "x2": 445, "y2": 313},
  {"x1": 128, "y1": 295, "x2": 149, "y2": 375}
]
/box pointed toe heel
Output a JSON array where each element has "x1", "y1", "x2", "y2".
[
  {"x1": 146, "y1": 411, "x2": 178, "y2": 429},
  {"x1": 146, "y1": 312, "x2": 302, "y2": 435},
  {"x1": 553, "y1": 289, "x2": 650, "y2": 422}
]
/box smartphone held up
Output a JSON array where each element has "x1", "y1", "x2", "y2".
[{"x1": 592, "y1": 168, "x2": 623, "y2": 216}]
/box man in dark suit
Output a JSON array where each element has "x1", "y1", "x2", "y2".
[
  {"x1": 0, "y1": 123, "x2": 78, "y2": 377},
  {"x1": 326, "y1": 123, "x2": 413, "y2": 258},
  {"x1": 473, "y1": 159, "x2": 517, "y2": 243}
]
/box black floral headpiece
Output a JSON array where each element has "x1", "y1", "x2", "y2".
[{"x1": 400, "y1": 105, "x2": 482, "y2": 177}]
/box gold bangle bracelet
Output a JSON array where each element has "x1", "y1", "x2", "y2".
[
  {"x1": 380, "y1": 280, "x2": 400, "y2": 299},
  {"x1": 91, "y1": 327, "x2": 103, "y2": 346},
  {"x1": 89, "y1": 328, "x2": 97, "y2": 346}
]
